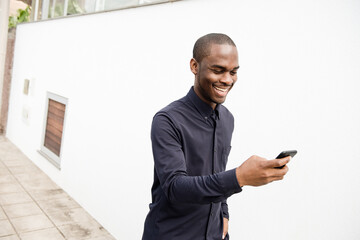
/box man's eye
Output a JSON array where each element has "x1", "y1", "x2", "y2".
[
  {"x1": 230, "y1": 71, "x2": 237, "y2": 76},
  {"x1": 212, "y1": 69, "x2": 223, "y2": 74}
]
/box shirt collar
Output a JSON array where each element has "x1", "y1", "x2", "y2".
[{"x1": 187, "y1": 87, "x2": 220, "y2": 120}]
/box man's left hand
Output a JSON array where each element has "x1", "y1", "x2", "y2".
[{"x1": 223, "y1": 217, "x2": 228, "y2": 239}]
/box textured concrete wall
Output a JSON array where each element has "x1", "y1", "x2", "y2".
[
  {"x1": 0, "y1": 28, "x2": 16, "y2": 133},
  {"x1": 0, "y1": 0, "x2": 10, "y2": 127}
]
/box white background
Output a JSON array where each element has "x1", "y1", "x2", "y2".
[{"x1": 6, "y1": 0, "x2": 360, "y2": 239}]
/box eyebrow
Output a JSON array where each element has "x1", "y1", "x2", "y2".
[{"x1": 210, "y1": 65, "x2": 240, "y2": 71}]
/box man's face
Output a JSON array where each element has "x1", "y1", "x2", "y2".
[{"x1": 191, "y1": 44, "x2": 239, "y2": 109}]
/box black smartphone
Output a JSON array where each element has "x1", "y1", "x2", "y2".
[{"x1": 274, "y1": 150, "x2": 297, "y2": 169}]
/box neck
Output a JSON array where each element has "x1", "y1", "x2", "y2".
[{"x1": 193, "y1": 86, "x2": 217, "y2": 109}]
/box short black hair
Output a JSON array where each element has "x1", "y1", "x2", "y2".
[{"x1": 193, "y1": 33, "x2": 236, "y2": 63}]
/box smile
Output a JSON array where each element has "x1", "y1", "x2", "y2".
[{"x1": 213, "y1": 86, "x2": 229, "y2": 93}]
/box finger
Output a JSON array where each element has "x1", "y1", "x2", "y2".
[
  {"x1": 266, "y1": 156, "x2": 291, "y2": 168},
  {"x1": 223, "y1": 233, "x2": 228, "y2": 240},
  {"x1": 276, "y1": 163, "x2": 289, "y2": 173},
  {"x1": 277, "y1": 157, "x2": 291, "y2": 169},
  {"x1": 269, "y1": 165, "x2": 289, "y2": 180},
  {"x1": 266, "y1": 174, "x2": 285, "y2": 183}
]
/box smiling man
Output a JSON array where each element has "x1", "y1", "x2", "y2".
[
  {"x1": 142, "y1": 33, "x2": 290, "y2": 240},
  {"x1": 191, "y1": 37, "x2": 239, "y2": 109}
]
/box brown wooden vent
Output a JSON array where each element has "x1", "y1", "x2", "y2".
[{"x1": 44, "y1": 99, "x2": 65, "y2": 156}]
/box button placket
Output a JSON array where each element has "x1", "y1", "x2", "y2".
[{"x1": 212, "y1": 116, "x2": 217, "y2": 174}]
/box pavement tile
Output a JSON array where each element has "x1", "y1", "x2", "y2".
[
  {"x1": 20, "y1": 178, "x2": 58, "y2": 192},
  {"x1": 37, "y1": 197, "x2": 80, "y2": 214},
  {"x1": 47, "y1": 207, "x2": 95, "y2": 227},
  {"x1": 28, "y1": 189, "x2": 69, "y2": 201},
  {"x1": 7, "y1": 165, "x2": 41, "y2": 175},
  {"x1": 0, "y1": 168, "x2": 11, "y2": 176},
  {"x1": 0, "y1": 182, "x2": 24, "y2": 194},
  {"x1": 0, "y1": 219, "x2": 16, "y2": 237},
  {"x1": 58, "y1": 220, "x2": 108, "y2": 240},
  {"x1": 11, "y1": 214, "x2": 54, "y2": 233},
  {"x1": 0, "y1": 208, "x2": 7, "y2": 220},
  {"x1": 1, "y1": 159, "x2": 32, "y2": 167},
  {"x1": 0, "y1": 175, "x2": 17, "y2": 184},
  {"x1": 0, "y1": 143, "x2": 19, "y2": 154},
  {"x1": 19, "y1": 228, "x2": 65, "y2": 240},
  {"x1": 0, "y1": 151, "x2": 29, "y2": 163},
  {"x1": 0, "y1": 136, "x2": 115, "y2": 240},
  {"x1": 3, "y1": 202, "x2": 43, "y2": 219},
  {"x1": 0, "y1": 235, "x2": 20, "y2": 240},
  {"x1": 84, "y1": 234, "x2": 117, "y2": 240},
  {"x1": 0, "y1": 192, "x2": 33, "y2": 205},
  {"x1": 13, "y1": 172, "x2": 50, "y2": 182}
]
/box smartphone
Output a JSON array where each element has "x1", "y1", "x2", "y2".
[{"x1": 274, "y1": 150, "x2": 297, "y2": 169}]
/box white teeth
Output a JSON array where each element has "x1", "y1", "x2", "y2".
[{"x1": 214, "y1": 86, "x2": 228, "y2": 92}]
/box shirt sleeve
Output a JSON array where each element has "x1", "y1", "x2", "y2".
[
  {"x1": 222, "y1": 200, "x2": 229, "y2": 219},
  {"x1": 151, "y1": 113, "x2": 242, "y2": 204}
]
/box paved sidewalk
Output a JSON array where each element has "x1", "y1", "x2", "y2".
[{"x1": 0, "y1": 136, "x2": 116, "y2": 240}]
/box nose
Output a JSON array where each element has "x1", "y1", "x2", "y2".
[{"x1": 220, "y1": 72, "x2": 234, "y2": 86}]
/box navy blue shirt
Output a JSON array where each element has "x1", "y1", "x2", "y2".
[{"x1": 142, "y1": 87, "x2": 242, "y2": 240}]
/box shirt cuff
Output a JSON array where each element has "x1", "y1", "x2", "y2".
[{"x1": 218, "y1": 168, "x2": 242, "y2": 195}]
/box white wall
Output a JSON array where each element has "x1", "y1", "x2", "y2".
[{"x1": 6, "y1": 0, "x2": 360, "y2": 239}]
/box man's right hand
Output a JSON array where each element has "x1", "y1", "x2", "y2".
[{"x1": 235, "y1": 155, "x2": 291, "y2": 187}]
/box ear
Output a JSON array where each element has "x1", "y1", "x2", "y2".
[{"x1": 190, "y1": 58, "x2": 198, "y2": 75}]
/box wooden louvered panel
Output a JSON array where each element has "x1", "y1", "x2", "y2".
[
  {"x1": 44, "y1": 133, "x2": 61, "y2": 156},
  {"x1": 44, "y1": 99, "x2": 65, "y2": 156}
]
